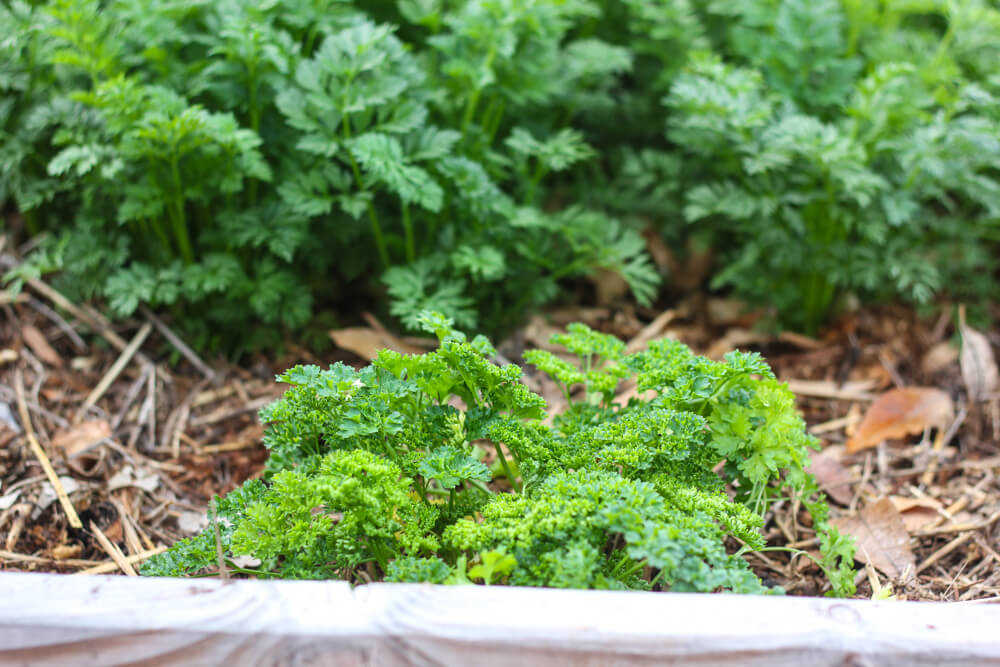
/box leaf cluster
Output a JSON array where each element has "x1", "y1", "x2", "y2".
[
  {"x1": 145, "y1": 312, "x2": 854, "y2": 596},
  {"x1": 569, "y1": 0, "x2": 1000, "y2": 332},
  {"x1": 661, "y1": 0, "x2": 999, "y2": 332},
  {"x1": 2, "y1": 0, "x2": 664, "y2": 352}
]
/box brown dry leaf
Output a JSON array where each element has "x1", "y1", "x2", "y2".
[
  {"x1": 705, "y1": 328, "x2": 772, "y2": 360},
  {"x1": 776, "y1": 331, "x2": 824, "y2": 350},
  {"x1": 51, "y1": 544, "x2": 82, "y2": 560},
  {"x1": 784, "y1": 379, "x2": 877, "y2": 401},
  {"x1": 960, "y1": 323, "x2": 998, "y2": 402},
  {"x1": 656, "y1": 236, "x2": 713, "y2": 290},
  {"x1": 846, "y1": 387, "x2": 954, "y2": 454},
  {"x1": 101, "y1": 519, "x2": 123, "y2": 544},
  {"x1": 625, "y1": 309, "x2": 678, "y2": 354},
  {"x1": 806, "y1": 448, "x2": 855, "y2": 505},
  {"x1": 589, "y1": 268, "x2": 629, "y2": 306},
  {"x1": 832, "y1": 497, "x2": 915, "y2": 581},
  {"x1": 921, "y1": 342, "x2": 958, "y2": 375},
  {"x1": 843, "y1": 403, "x2": 863, "y2": 438},
  {"x1": 51, "y1": 419, "x2": 111, "y2": 457},
  {"x1": 613, "y1": 381, "x2": 657, "y2": 409},
  {"x1": 329, "y1": 326, "x2": 425, "y2": 361},
  {"x1": 21, "y1": 324, "x2": 63, "y2": 367},
  {"x1": 546, "y1": 307, "x2": 611, "y2": 327},
  {"x1": 706, "y1": 298, "x2": 753, "y2": 327},
  {"x1": 889, "y1": 496, "x2": 944, "y2": 533},
  {"x1": 522, "y1": 316, "x2": 567, "y2": 351},
  {"x1": 642, "y1": 227, "x2": 673, "y2": 273}
]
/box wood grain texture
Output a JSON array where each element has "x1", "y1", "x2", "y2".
[{"x1": 2, "y1": 573, "x2": 1000, "y2": 666}]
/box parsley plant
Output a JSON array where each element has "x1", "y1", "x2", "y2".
[{"x1": 145, "y1": 312, "x2": 855, "y2": 596}]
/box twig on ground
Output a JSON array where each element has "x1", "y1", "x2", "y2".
[
  {"x1": 849, "y1": 452, "x2": 873, "y2": 514},
  {"x1": 917, "y1": 532, "x2": 974, "y2": 574},
  {"x1": 189, "y1": 394, "x2": 278, "y2": 428},
  {"x1": 809, "y1": 412, "x2": 862, "y2": 435},
  {"x1": 74, "y1": 546, "x2": 166, "y2": 575},
  {"x1": 0, "y1": 384, "x2": 69, "y2": 428},
  {"x1": 89, "y1": 520, "x2": 137, "y2": 576},
  {"x1": 147, "y1": 365, "x2": 157, "y2": 451},
  {"x1": 161, "y1": 377, "x2": 212, "y2": 458},
  {"x1": 921, "y1": 405, "x2": 967, "y2": 486},
  {"x1": 0, "y1": 549, "x2": 99, "y2": 568},
  {"x1": 76, "y1": 323, "x2": 152, "y2": 422},
  {"x1": 785, "y1": 379, "x2": 876, "y2": 401},
  {"x1": 110, "y1": 365, "x2": 152, "y2": 432},
  {"x1": 14, "y1": 369, "x2": 82, "y2": 529},
  {"x1": 26, "y1": 297, "x2": 87, "y2": 352},
  {"x1": 9, "y1": 269, "x2": 151, "y2": 365},
  {"x1": 141, "y1": 306, "x2": 215, "y2": 379},
  {"x1": 915, "y1": 510, "x2": 1000, "y2": 537}
]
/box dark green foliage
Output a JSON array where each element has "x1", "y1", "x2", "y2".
[
  {"x1": 140, "y1": 478, "x2": 268, "y2": 577},
  {"x1": 2, "y1": 0, "x2": 662, "y2": 351},
  {"x1": 660, "y1": 0, "x2": 1000, "y2": 332},
  {"x1": 144, "y1": 313, "x2": 854, "y2": 596},
  {"x1": 7, "y1": 1, "x2": 995, "y2": 343}
]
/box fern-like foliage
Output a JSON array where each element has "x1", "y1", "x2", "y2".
[{"x1": 3, "y1": 0, "x2": 664, "y2": 350}]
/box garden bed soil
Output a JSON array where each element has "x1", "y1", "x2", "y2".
[{"x1": 1, "y1": 244, "x2": 999, "y2": 602}]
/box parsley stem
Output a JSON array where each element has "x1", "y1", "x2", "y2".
[
  {"x1": 369, "y1": 538, "x2": 390, "y2": 572},
  {"x1": 467, "y1": 478, "x2": 494, "y2": 496},
  {"x1": 492, "y1": 442, "x2": 521, "y2": 493}
]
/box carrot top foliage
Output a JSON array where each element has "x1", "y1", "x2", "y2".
[
  {"x1": 1, "y1": 0, "x2": 658, "y2": 352},
  {"x1": 3, "y1": 0, "x2": 998, "y2": 347}
]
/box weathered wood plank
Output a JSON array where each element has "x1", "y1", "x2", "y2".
[{"x1": 2, "y1": 572, "x2": 999, "y2": 666}]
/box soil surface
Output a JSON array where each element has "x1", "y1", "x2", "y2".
[{"x1": 2, "y1": 250, "x2": 998, "y2": 601}]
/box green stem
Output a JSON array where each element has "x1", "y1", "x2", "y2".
[
  {"x1": 480, "y1": 97, "x2": 506, "y2": 147},
  {"x1": 492, "y1": 442, "x2": 521, "y2": 493},
  {"x1": 525, "y1": 160, "x2": 549, "y2": 206},
  {"x1": 401, "y1": 202, "x2": 415, "y2": 263},
  {"x1": 368, "y1": 539, "x2": 391, "y2": 572},
  {"x1": 844, "y1": 0, "x2": 862, "y2": 58},
  {"x1": 738, "y1": 545, "x2": 838, "y2": 583},
  {"x1": 304, "y1": 26, "x2": 320, "y2": 55},
  {"x1": 467, "y1": 478, "x2": 495, "y2": 496},
  {"x1": 461, "y1": 46, "x2": 497, "y2": 139},
  {"x1": 342, "y1": 115, "x2": 391, "y2": 268},
  {"x1": 23, "y1": 210, "x2": 40, "y2": 236},
  {"x1": 610, "y1": 550, "x2": 633, "y2": 577},
  {"x1": 168, "y1": 156, "x2": 195, "y2": 264},
  {"x1": 247, "y1": 61, "x2": 260, "y2": 207},
  {"x1": 144, "y1": 218, "x2": 170, "y2": 254}
]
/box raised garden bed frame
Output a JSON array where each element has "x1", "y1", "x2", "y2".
[{"x1": 3, "y1": 572, "x2": 1000, "y2": 665}]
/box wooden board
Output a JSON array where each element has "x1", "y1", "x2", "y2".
[{"x1": 2, "y1": 572, "x2": 1000, "y2": 666}]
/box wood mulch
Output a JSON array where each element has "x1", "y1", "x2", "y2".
[{"x1": 1, "y1": 242, "x2": 998, "y2": 602}]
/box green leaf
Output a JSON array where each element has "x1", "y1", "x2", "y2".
[
  {"x1": 419, "y1": 445, "x2": 491, "y2": 490},
  {"x1": 468, "y1": 549, "x2": 517, "y2": 585}
]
